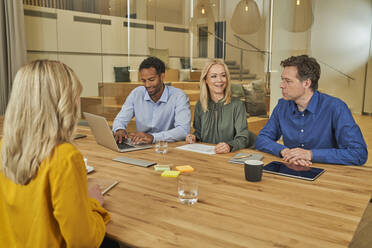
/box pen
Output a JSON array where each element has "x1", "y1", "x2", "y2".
[
  {"x1": 234, "y1": 155, "x2": 252, "y2": 159},
  {"x1": 102, "y1": 181, "x2": 119, "y2": 195}
]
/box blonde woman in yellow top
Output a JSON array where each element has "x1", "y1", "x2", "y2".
[{"x1": 0, "y1": 60, "x2": 111, "y2": 247}]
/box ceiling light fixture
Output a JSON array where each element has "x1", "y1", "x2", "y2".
[{"x1": 231, "y1": 0, "x2": 261, "y2": 34}]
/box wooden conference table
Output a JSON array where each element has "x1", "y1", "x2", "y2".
[{"x1": 72, "y1": 125, "x2": 372, "y2": 248}]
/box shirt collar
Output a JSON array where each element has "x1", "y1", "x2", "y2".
[
  {"x1": 305, "y1": 90, "x2": 318, "y2": 114},
  {"x1": 144, "y1": 84, "x2": 168, "y2": 103},
  {"x1": 289, "y1": 90, "x2": 318, "y2": 114}
]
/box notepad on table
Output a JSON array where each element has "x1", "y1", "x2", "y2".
[
  {"x1": 176, "y1": 144, "x2": 215, "y2": 155},
  {"x1": 161, "y1": 170, "x2": 180, "y2": 177},
  {"x1": 86, "y1": 165, "x2": 94, "y2": 174},
  {"x1": 229, "y1": 153, "x2": 264, "y2": 164},
  {"x1": 176, "y1": 165, "x2": 194, "y2": 172},
  {"x1": 154, "y1": 165, "x2": 171, "y2": 171}
]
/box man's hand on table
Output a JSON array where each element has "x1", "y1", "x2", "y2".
[{"x1": 281, "y1": 148, "x2": 312, "y2": 167}]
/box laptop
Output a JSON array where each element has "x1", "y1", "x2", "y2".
[{"x1": 83, "y1": 112, "x2": 152, "y2": 152}]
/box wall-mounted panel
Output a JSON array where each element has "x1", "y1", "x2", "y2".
[
  {"x1": 311, "y1": 0, "x2": 371, "y2": 114},
  {"x1": 27, "y1": 52, "x2": 58, "y2": 62},
  {"x1": 363, "y1": 54, "x2": 372, "y2": 113},
  {"x1": 24, "y1": 6, "x2": 58, "y2": 51},
  {"x1": 127, "y1": 19, "x2": 155, "y2": 56},
  {"x1": 57, "y1": 9, "x2": 103, "y2": 53},
  {"x1": 58, "y1": 55, "x2": 102, "y2": 97},
  {"x1": 156, "y1": 22, "x2": 189, "y2": 57},
  {"x1": 101, "y1": 15, "x2": 128, "y2": 54}
]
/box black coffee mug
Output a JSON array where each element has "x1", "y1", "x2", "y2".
[{"x1": 244, "y1": 160, "x2": 263, "y2": 182}]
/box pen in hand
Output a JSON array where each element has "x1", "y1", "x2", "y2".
[{"x1": 102, "y1": 181, "x2": 119, "y2": 195}]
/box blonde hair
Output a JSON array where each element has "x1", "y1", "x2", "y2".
[
  {"x1": 199, "y1": 60, "x2": 232, "y2": 112},
  {"x1": 1, "y1": 60, "x2": 82, "y2": 185}
]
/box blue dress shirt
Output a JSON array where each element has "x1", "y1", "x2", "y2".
[
  {"x1": 112, "y1": 85, "x2": 191, "y2": 143},
  {"x1": 255, "y1": 91, "x2": 368, "y2": 165}
]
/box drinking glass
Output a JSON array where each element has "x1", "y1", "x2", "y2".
[
  {"x1": 155, "y1": 140, "x2": 168, "y2": 154},
  {"x1": 178, "y1": 176, "x2": 198, "y2": 205}
]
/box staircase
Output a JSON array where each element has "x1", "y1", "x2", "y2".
[{"x1": 225, "y1": 60, "x2": 256, "y2": 81}]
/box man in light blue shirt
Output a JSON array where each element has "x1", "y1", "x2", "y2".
[
  {"x1": 112, "y1": 57, "x2": 191, "y2": 144},
  {"x1": 255, "y1": 55, "x2": 367, "y2": 166}
]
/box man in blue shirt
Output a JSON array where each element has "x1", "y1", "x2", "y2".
[
  {"x1": 112, "y1": 57, "x2": 191, "y2": 144},
  {"x1": 255, "y1": 55, "x2": 367, "y2": 165}
]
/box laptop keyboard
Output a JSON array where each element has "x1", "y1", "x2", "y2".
[{"x1": 117, "y1": 142, "x2": 135, "y2": 150}]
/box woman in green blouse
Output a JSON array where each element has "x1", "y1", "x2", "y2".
[{"x1": 186, "y1": 60, "x2": 250, "y2": 153}]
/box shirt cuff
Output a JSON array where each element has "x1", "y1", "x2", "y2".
[
  {"x1": 272, "y1": 143, "x2": 287, "y2": 157},
  {"x1": 226, "y1": 141, "x2": 236, "y2": 152},
  {"x1": 311, "y1": 149, "x2": 326, "y2": 163},
  {"x1": 112, "y1": 127, "x2": 125, "y2": 134},
  {"x1": 151, "y1": 133, "x2": 160, "y2": 143}
]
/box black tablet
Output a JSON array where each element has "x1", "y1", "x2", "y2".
[{"x1": 263, "y1": 161, "x2": 325, "y2": 181}]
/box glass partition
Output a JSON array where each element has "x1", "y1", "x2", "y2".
[
  {"x1": 22, "y1": 0, "x2": 372, "y2": 126},
  {"x1": 270, "y1": 0, "x2": 372, "y2": 114}
]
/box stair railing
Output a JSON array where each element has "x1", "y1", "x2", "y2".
[
  {"x1": 199, "y1": 27, "x2": 270, "y2": 81},
  {"x1": 234, "y1": 34, "x2": 268, "y2": 55},
  {"x1": 235, "y1": 34, "x2": 355, "y2": 81}
]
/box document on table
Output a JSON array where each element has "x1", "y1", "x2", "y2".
[{"x1": 176, "y1": 144, "x2": 215, "y2": 155}]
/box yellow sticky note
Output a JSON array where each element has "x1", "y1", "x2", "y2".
[
  {"x1": 175, "y1": 165, "x2": 194, "y2": 173},
  {"x1": 161, "y1": 170, "x2": 180, "y2": 178}
]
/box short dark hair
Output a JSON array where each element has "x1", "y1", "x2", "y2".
[
  {"x1": 280, "y1": 55, "x2": 321, "y2": 90},
  {"x1": 139, "y1": 56, "x2": 165, "y2": 75}
]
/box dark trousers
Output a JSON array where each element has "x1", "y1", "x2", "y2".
[{"x1": 100, "y1": 236, "x2": 120, "y2": 248}]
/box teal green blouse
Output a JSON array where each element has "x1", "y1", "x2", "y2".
[{"x1": 193, "y1": 98, "x2": 250, "y2": 152}]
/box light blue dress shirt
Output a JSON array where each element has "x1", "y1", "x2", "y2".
[
  {"x1": 255, "y1": 91, "x2": 368, "y2": 165},
  {"x1": 112, "y1": 85, "x2": 191, "y2": 143}
]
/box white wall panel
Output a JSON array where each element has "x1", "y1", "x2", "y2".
[
  {"x1": 101, "y1": 15, "x2": 128, "y2": 54},
  {"x1": 24, "y1": 6, "x2": 58, "y2": 51},
  {"x1": 57, "y1": 9, "x2": 102, "y2": 53},
  {"x1": 363, "y1": 50, "x2": 372, "y2": 113},
  {"x1": 128, "y1": 19, "x2": 155, "y2": 55},
  {"x1": 311, "y1": 0, "x2": 371, "y2": 114},
  {"x1": 58, "y1": 55, "x2": 102, "y2": 97},
  {"x1": 156, "y1": 22, "x2": 189, "y2": 57},
  {"x1": 27, "y1": 53, "x2": 58, "y2": 62}
]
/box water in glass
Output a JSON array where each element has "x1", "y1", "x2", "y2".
[
  {"x1": 178, "y1": 177, "x2": 198, "y2": 205},
  {"x1": 155, "y1": 140, "x2": 168, "y2": 154}
]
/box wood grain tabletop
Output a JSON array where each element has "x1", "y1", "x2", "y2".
[{"x1": 74, "y1": 125, "x2": 372, "y2": 248}]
